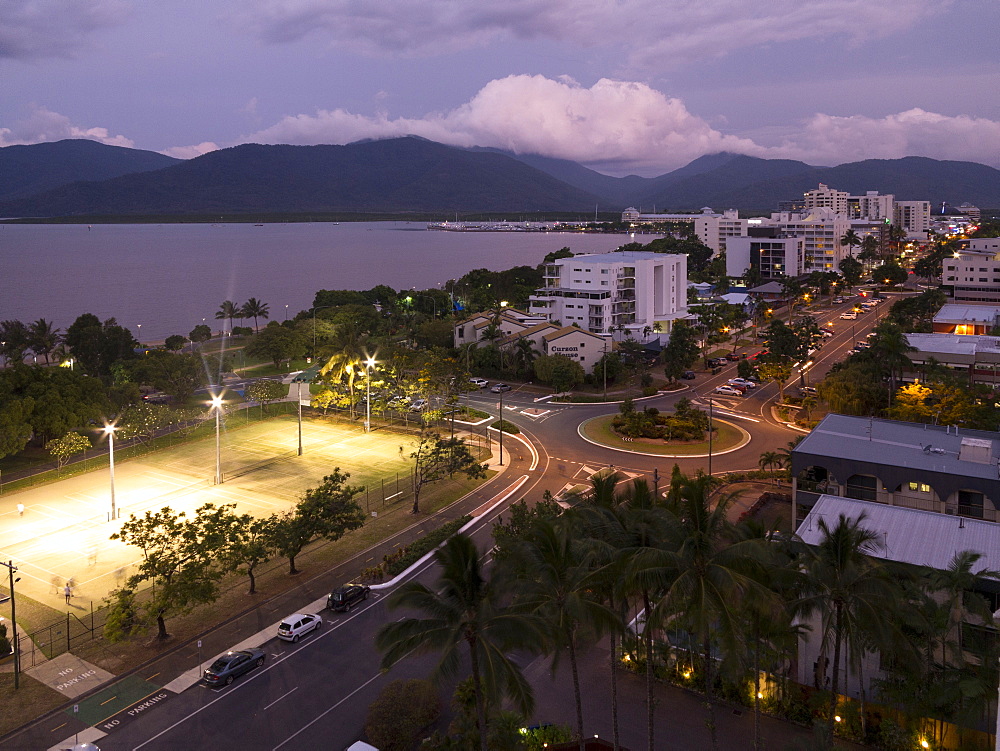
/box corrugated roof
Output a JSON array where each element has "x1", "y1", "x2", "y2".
[
  {"x1": 934, "y1": 304, "x2": 1000, "y2": 323},
  {"x1": 794, "y1": 414, "x2": 1000, "y2": 481},
  {"x1": 542, "y1": 326, "x2": 608, "y2": 343},
  {"x1": 797, "y1": 495, "x2": 1000, "y2": 576}
]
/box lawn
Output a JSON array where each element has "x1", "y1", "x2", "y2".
[{"x1": 580, "y1": 414, "x2": 746, "y2": 456}]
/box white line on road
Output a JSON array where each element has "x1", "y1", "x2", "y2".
[
  {"x1": 272, "y1": 671, "x2": 385, "y2": 750},
  {"x1": 263, "y1": 686, "x2": 298, "y2": 711}
]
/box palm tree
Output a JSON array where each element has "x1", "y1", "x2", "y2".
[
  {"x1": 28, "y1": 318, "x2": 60, "y2": 364},
  {"x1": 215, "y1": 300, "x2": 238, "y2": 333},
  {"x1": 839, "y1": 229, "x2": 861, "y2": 260},
  {"x1": 513, "y1": 516, "x2": 618, "y2": 750},
  {"x1": 0, "y1": 319, "x2": 30, "y2": 364},
  {"x1": 241, "y1": 297, "x2": 270, "y2": 332},
  {"x1": 375, "y1": 534, "x2": 544, "y2": 751},
  {"x1": 508, "y1": 337, "x2": 540, "y2": 377},
  {"x1": 758, "y1": 450, "x2": 782, "y2": 484},
  {"x1": 619, "y1": 478, "x2": 677, "y2": 751},
  {"x1": 796, "y1": 512, "x2": 900, "y2": 749},
  {"x1": 859, "y1": 235, "x2": 880, "y2": 271},
  {"x1": 658, "y1": 472, "x2": 772, "y2": 751},
  {"x1": 870, "y1": 321, "x2": 916, "y2": 396}
]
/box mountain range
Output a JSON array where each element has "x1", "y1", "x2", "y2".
[{"x1": 2, "y1": 137, "x2": 998, "y2": 218}]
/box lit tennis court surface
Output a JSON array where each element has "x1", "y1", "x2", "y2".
[{"x1": 0, "y1": 414, "x2": 416, "y2": 606}]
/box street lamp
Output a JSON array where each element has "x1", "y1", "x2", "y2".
[
  {"x1": 210, "y1": 393, "x2": 224, "y2": 484},
  {"x1": 284, "y1": 304, "x2": 289, "y2": 321},
  {"x1": 311, "y1": 306, "x2": 331, "y2": 358},
  {"x1": 136, "y1": 323, "x2": 142, "y2": 345},
  {"x1": 364, "y1": 354, "x2": 377, "y2": 433},
  {"x1": 103, "y1": 424, "x2": 117, "y2": 521}
]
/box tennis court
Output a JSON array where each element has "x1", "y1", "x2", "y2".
[{"x1": 0, "y1": 414, "x2": 419, "y2": 608}]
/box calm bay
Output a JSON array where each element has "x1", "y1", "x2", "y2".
[{"x1": 0, "y1": 221, "x2": 636, "y2": 343}]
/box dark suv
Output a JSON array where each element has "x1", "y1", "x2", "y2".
[{"x1": 327, "y1": 584, "x2": 371, "y2": 612}]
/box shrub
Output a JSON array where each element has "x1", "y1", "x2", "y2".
[
  {"x1": 491, "y1": 419, "x2": 520, "y2": 434},
  {"x1": 0, "y1": 622, "x2": 10, "y2": 658},
  {"x1": 384, "y1": 516, "x2": 471, "y2": 577},
  {"x1": 365, "y1": 679, "x2": 442, "y2": 751}
]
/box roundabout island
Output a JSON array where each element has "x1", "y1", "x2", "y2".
[{"x1": 578, "y1": 412, "x2": 751, "y2": 458}]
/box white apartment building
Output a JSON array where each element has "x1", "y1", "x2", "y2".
[
  {"x1": 847, "y1": 191, "x2": 895, "y2": 221},
  {"x1": 760, "y1": 208, "x2": 852, "y2": 273},
  {"x1": 894, "y1": 200, "x2": 932, "y2": 237},
  {"x1": 725, "y1": 235, "x2": 806, "y2": 279},
  {"x1": 528, "y1": 251, "x2": 687, "y2": 338},
  {"x1": 620, "y1": 207, "x2": 748, "y2": 253},
  {"x1": 803, "y1": 183, "x2": 849, "y2": 215},
  {"x1": 942, "y1": 248, "x2": 1000, "y2": 304},
  {"x1": 970, "y1": 238, "x2": 1000, "y2": 253}
]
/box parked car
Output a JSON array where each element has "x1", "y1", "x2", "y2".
[
  {"x1": 409, "y1": 398, "x2": 428, "y2": 411},
  {"x1": 728, "y1": 378, "x2": 757, "y2": 389},
  {"x1": 818, "y1": 328, "x2": 833, "y2": 337},
  {"x1": 832, "y1": 297, "x2": 845, "y2": 304},
  {"x1": 680, "y1": 370, "x2": 696, "y2": 380},
  {"x1": 855, "y1": 341, "x2": 870, "y2": 349},
  {"x1": 277, "y1": 613, "x2": 322, "y2": 642},
  {"x1": 203, "y1": 648, "x2": 265, "y2": 687},
  {"x1": 714, "y1": 385, "x2": 744, "y2": 396},
  {"x1": 469, "y1": 377, "x2": 489, "y2": 389},
  {"x1": 724, "y1": 353, "x2": 746, "y2": 362},
  {"x1": 491, "y1": 383, "x2": 512, "y2": 393},
  {"x1": 799, "y1": 386, "x2": 818, "y2": 395},
  {"x1": 707, "y1": 357, "x2": 728, "y2": 367},
  {"x1": 327, "y1": 584, "x2": 371, "y2": 612},
  {"x1": 840, "y1": 312, "x2": 857, "y2": 320}
]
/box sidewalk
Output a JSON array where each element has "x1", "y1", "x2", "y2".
[{"x1": 7, "y1": 437, "x2": 532, "y2": 751}]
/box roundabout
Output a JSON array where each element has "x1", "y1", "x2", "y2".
[{"x1": 577, "y1": 412, "x2": 752, "y2": 458}]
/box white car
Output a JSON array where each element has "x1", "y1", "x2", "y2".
[
  {"x1": 410, "y1": 398, "x2": 428, "y2": 411},
  {"x1": 277, "y1": 613, "x2": 322, "y2": 642},
  {"x1": 714, "y1": 385, "x2": 743, "y2": 396},
  {"x1": 469, "y1": 377, "x2": 488, "y2": 389},
  {"x1": 727, "y1": 378, "x2": 756, "y2": 389},
  {"x1": 840, "y1": 312, "x2": 857, "y2": 320}
]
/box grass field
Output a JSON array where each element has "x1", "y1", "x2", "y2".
[
  {"x1": 580, "y1": 414, "x2": 745, "y2": 456},
  {"x1": 0, "y1": 413, "x2": 421, "y2": 611}
]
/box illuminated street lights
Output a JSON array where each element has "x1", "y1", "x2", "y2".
[
  {"x1": 103, "y1": 424, "x2": 117, "y2": 521},
  {"x1": 364, "y1": 355, "x2": 377, "y2": 433},
  {"x1": 210, "y1": 393, "x2": 224, "y2": 484},
  {"x1": 136, "y1": 323, "x2": 142, "y2": 345}
]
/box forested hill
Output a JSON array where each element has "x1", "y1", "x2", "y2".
[
  {"x1": 0, "y1": 139, "x2": 180, "y2": 203},
  {"x1": 0, "y1": 138, "x2": 602, "y2": 217}
]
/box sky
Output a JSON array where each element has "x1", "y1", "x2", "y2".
[{"x1": 2, "y1": 0, "x2": 999, "y2": 176}]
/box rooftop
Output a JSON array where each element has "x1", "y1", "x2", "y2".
[
  {"x1": 793, "y1": 413, "x2": 1000, "y2": 482},
  {"x1": 798, "y1": 495, "x2": 1000, "y2": 577},
  {"x1": 905, "y1": 332, "x2": 1000, "y2": 358},
  {"x1": 561, "y1": 250, "x2": 682, "y2": 264},
  {"x1": 934, "y1": 304, "x2": 1000, "y2": 324}
]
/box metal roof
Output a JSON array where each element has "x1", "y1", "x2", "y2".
[
  {"x1": 797, "y1": 495, "x2": 1000, "y2": 577},
  {"x1": 934, "y1": 304, "x2": 1000, "y2": 324}
]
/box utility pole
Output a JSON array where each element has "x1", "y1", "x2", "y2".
[
  {"x1": 498, "y1": 387, "x2": 504, "y2": 466},
  {"x1": 707, "y1": 398, "x2": 714, "y2": 477},
  {"x1": 2, "y1": 560, "x2": 20, "y2": 689}
]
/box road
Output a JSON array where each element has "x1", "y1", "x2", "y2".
[{"x1": 15, "y1": 292, "x2": 900, "y2": 751}]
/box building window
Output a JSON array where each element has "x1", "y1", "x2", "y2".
[
  {"x1": 907, "y1": 482, "x2": 931, "y2": 493},
  {"x1": 846, "y1": 474, "x2": 878, "y2": 502},
  {"x1": 958, "y1": 490, "x2": 984, "y2": 519}
]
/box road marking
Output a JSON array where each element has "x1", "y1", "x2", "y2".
[
  {"x1": 272, "y1": 672, "x2": 384, "y2": 750},
  {"x1": 99, "y1": 696, "x2": 118, "y2": 706},
  {"x1": 145, "y1": 672, "x2": 159, "y2": 681},
  {"x1": 132, "y1": 609, "x2": 373, "y2": 749},
  {"x1": 50, "y1": 723, "x2": 67, "y2": 733},
  {"x1": 264, "y1": 686, "x2": 298, "y2": 711}
]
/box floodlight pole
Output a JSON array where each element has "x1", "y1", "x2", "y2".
[
  {"x1": 104, "y1": 425, "x2": 117, "y2": 521},
  {"x1": 2, "y1": 560, "x2": 20, "y2": 689},
  {"x1": 297, "y1": 381, "x2": 303, "y2": 456}
]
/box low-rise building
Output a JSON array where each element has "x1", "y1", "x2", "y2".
[
  {"x1": 453, "y1": 308, "x2": 548, "y2": 348},
  {"x1": 540, "y1": 326, "x2": 611, "y2": 374},
  {"x1": 942, "y1": 247, "x2": 1000, "y2": 303},
  {"x1": 932, "y1": 303, "x2": 1000, "y2": 335},
  {"x1": 794, "y1": 495, "x2": 1000, "y2": 721},
  {"x1": 903, "y1": 332, "x2": 1000, "y2": 386},
  {"x1": 791, "y1": 413, "x2": 1000, "y2": 527}
]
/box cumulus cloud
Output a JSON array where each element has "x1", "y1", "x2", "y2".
[
  {"x1": 246, "y1": 75, "x2": 765, "y2": 173},
  {"x1": 241, "y1": 75, "x2": 1000, "y2": 173},
  {"x1": 161, "y1": 142, "x2": 220, "y2": 159},
  {"x1": 0, "y1": 0, "x2": 129, "y2": 60},
  {"x1": 771, "y1": 109, "x2": 1000, "y2": 166},
  {"x1": 0, "y1": 106, "x2": 134, "y2": 148},
  {"x1": 243, "y1": 0, "x2": 947, "y2": 70}
]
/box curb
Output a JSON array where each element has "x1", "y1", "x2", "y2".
[{"x1": 576, "y1": 416, "x2": 752, "y2": 459}]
